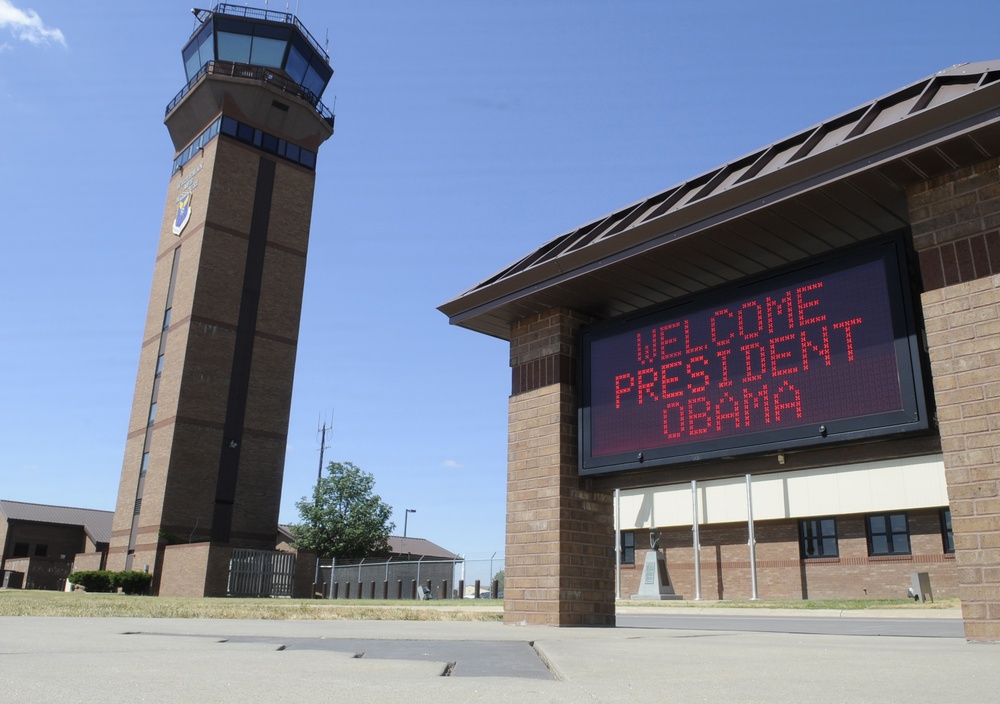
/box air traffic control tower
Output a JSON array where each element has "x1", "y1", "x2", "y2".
[{"x1": 107, "y1": 5, "x2": 334, "y2": 595}]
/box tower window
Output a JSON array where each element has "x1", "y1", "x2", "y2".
[
  {"x1": 217, "y1": 31, "x2": 252, "y2": 64},
  {"x1": 178, "y1": 115, "x2": 318, "y2": 174},
  {"x1": 250, "y1": 36, "x2": 286, "y2": 68},
  {"x1": 236, "y1": 122, "x2": 255, "y2": 143}
]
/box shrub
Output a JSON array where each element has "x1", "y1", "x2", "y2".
[
  {"x1": 113, "y1": 571, "x2": 153, "y2": 595},
  {"x1": 67, "y1": 570, "x2": 114, "y2": 593},
  {"x1": 67, "y1": 570, "x2": 152, "y2": 595}
]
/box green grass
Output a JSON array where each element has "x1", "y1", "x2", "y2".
[{"x1": 0, "y1": 590, "x2": 503, "y2": 621}]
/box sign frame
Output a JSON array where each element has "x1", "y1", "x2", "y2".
[{"x1": 578, "y1": 233, "x2": 931, "y2": 477}]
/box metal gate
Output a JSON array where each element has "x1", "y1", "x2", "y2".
[{"x1": 228, "y1": 549, "x2": 295, "y2": 598}]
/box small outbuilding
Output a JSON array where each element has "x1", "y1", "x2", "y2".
[{"x1": 0, "y1": 500, "x2": 112, "y2": 590}]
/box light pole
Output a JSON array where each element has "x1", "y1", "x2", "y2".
[{"x1": 404, "y1": 508, "x2": 416, "y2": 538}]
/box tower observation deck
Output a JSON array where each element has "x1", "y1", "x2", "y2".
[
  {"x1": 166, "y1": 4, "x2": 335, "y2": 167},
  {"x1": 108, "y1": 4, "x2": 335, "y2": 596}
]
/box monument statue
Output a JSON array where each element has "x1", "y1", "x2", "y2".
[{"x1": 631, "y1": 528, "x2": 681, "y2": 601}]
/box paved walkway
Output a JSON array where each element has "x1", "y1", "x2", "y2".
[{"x1": 1, "y1": 609, "x2": 995, "y2": 703}]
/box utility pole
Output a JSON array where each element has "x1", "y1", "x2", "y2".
[
  {"x1": 316, "y1": 416, "x2": 331, "y2": 488},
  {"x1": 313, "y1": 415, "x2": 332, "y2": 592}
]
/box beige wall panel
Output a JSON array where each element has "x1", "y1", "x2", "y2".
[{"x1": 620, "y1": 455, "x2": 947, "y2": 527}]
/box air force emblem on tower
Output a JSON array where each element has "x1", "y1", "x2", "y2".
[{"x1": 173, "y1": 192, "x2": 192, "y2": 235}]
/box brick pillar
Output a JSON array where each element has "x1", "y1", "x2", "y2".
[
  {"x1": 506, "y1": 308, "x2": 615, "y2": 626},
  {"x1": 909, "y1": 155, "x2": 1000, "y2": 642}
]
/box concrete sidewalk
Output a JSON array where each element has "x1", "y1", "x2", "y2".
[
  {"x1": 616, "y1": 603, "x2": 964, "y2": 618},
  {"x1": 0, "y1": 613, "x2": 994, "y2": 703}
]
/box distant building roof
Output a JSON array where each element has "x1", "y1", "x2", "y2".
[
  {"x1": 275, "y1": 525, "x2": 459, "y2": 560},
  {"x1": 0, "y1": 500, "x2": 114, "y2": 545},
  {"x1": 388, "y1": 536, "x2": 459, "y2": 560}
]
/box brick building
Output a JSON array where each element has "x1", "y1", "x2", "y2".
[
  {"x1": 0, "y1": 500, "x2": 112, "y2": 590},
  {"x1": 107, "y1": 5, "x2": 334, "y2": 595},
  {"x1": 441, "y1": 61, "x2": 1000, "y2": 641}
]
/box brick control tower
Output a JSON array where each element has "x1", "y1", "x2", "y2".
[{"x1": 107, "y1": 4, "x2": 334, "y2": 595}]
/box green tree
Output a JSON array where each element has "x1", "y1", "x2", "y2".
[
  {"x1": 290, "y1": 461, "x2": 394, "y2": 558},
  {"x1": 493, "y1": 569, "x2": 505, "y2": 591}
]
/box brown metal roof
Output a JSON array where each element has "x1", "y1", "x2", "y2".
[
  {"x1": 440, "y1": 61, "x2": 1000, "y2": 339},
  {"x1": 388, "y1": 535, "x2": 459, "y2": 560},
  {"x1": 277, "y1": 527, "x2": 459, "y2": 559},
  {"x1": 0, "y1": 500, "x2": 114, "y2": 545}
]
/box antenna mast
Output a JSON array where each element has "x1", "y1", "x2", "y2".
[{"x1": 316, "y1": 413, "x2": 332, "y2": 487}]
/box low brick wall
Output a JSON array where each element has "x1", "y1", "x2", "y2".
[
  {"x1": 3, "y1": 557, "x2": 73, "y2": 591},
  {"x1": 72, "y1": 552, "x2": 105, "y2": 572},
  {"x1": 159, "y1": 543, "x2": 232, "y2": 597}
]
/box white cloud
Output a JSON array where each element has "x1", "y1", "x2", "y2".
[
  {"x1": 442, "y1": 459, "x2": 462, "y2": 469},
  {"x1": 0, "y1": 1, "x2": 65, "y2": 47}
]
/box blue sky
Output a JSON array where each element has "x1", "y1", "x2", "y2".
[{"x1": 1, "y1": 0, "x2": 998, "y2": 567}]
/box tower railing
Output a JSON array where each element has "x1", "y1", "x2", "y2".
[
  {"x1": 208, "y1": 3, "x2": 329, "y2": 62},
  {"x1": 165, "y1": 60, "x2": 335, "y2": 128}
]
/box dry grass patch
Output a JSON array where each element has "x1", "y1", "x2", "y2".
[{"x1": 0, "y1": 590, "x2": 503, "y2": 621}]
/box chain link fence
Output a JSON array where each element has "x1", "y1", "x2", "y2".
[{"x1": 318, "y1": 555, "x2": 504, "y2": 600}]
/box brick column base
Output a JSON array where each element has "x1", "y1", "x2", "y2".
[
  {"x1": 505, "y1": 309, "x2": 615, "y2": 626},
  {"x1": 910, "y1": 157, "x2": 1000, "y2": 642}
]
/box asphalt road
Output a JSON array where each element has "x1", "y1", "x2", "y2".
[{"x1": 617, "y1": 611, "x2": 966, "y2": 637}]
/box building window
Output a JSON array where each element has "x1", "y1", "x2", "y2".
[
  {"x1": 866, "y1": 512, "x2": 911, "y2": 556},
  {"x1": 34, "y1": 544, "x2": 48, "y2": 557},
  {"x1": 12, "y1": 542, "x2": 29, "y2": 557},
  {"x1": 155, "y1": 354, "x2": 165, "y2": 378},
  {"x1": 799, "y1": 517, "x2": 838, "y2": 558},
  {"x1": 941, "y1": 508, "x2": 954, "y2": 554},
  {"x1": 176, "y1": 114, "x2": 318, "y2": 174},
  {"x1": 139, "y1": 452, "x2": 150, "y2": 477},
  {"x1": 621, "y1": 531, "x2": 635, "y2": 565},
  {"x1": 147, "y1": 402, "x2": 157, "y2": 426},
  {"x1": 236, "y1": 122, "x2": 255, "y2": 143}
]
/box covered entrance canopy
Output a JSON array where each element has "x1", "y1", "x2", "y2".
[
  {"x1": 440, "y1": 61, "x2": 1000, "y2": 639},
  {"x1": 442, "y1": 61, "x2": 1000, "y2": 336}
]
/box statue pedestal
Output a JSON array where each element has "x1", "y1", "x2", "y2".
[{"x1": 630, "y1": 550, "x2": 683, "y2": 601}]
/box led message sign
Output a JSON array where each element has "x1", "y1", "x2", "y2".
[{"x1": 579, "y1": 237, "x2": 929, "y2": 475}]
